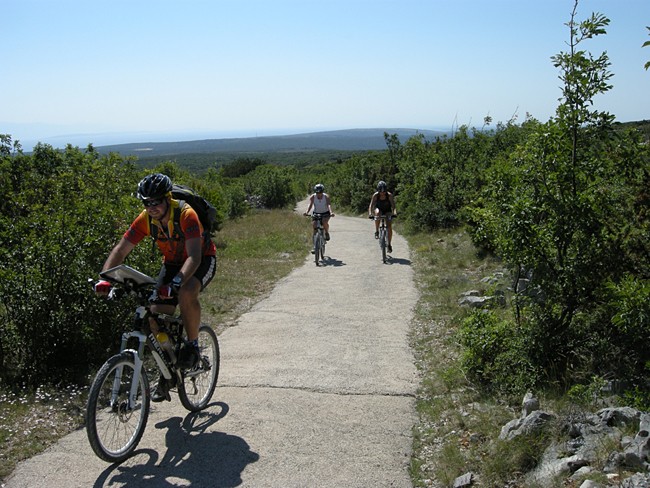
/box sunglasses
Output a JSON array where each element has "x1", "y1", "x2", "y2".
[{"x1": 143, "y1": 198, "x2": 164, "y2": 207}]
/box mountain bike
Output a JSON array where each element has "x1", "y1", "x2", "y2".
[
  {"x1": 86, "y1": 265, "x2": 220, "y2": 463},
  {"x1": 309, "y1": 213, "x2": 327, "y2": 266},
  {"x1": 370, "y1": 214, "x2": 395, "y2": 263}
]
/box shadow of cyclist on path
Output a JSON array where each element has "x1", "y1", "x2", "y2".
[
  {"x1": 94, "y1": 402, "x2": 259, "y2": 488},
  {"x1": 321, "y1": 256, "x2": 345, "y2": 267}
]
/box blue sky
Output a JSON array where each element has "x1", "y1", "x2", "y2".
[{"x1": 2, "y1": 0, "x2": 649, "y2": 150}]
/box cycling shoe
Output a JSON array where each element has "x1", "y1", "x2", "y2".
[{"x1": 177, "y1": 344, "x2": 199, "y2": 370}]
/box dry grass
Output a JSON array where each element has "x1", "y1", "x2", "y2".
[
  {"x1": 0, "y1": 385, "x2": 87, "y2": 481},
  {"x1": 201, "y1": 208, "x2": 308, "y2": 331},
  {"x1": 405, "y1": 228, "x2": 520, "y2": 487}
]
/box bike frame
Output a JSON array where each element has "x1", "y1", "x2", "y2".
[
  {"x1": 374, "y1": 215, "x2": 391, "y2": 263},
  {"x1": 111, "y1": 305, "x2": 181, "y2": 410},
  {"x1": 87, "y1": 265, "x2": 220, "y2": 463},
  {"x1": 311, "y1": 213, "x2": 326, "y2": 265}
]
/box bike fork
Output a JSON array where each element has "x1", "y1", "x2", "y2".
[{"x1": 114, "y1": 330, "x2": 173, "y2": 408}]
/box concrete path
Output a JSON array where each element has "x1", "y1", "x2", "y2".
[{"x1": 5, "y1": 201, "x2": 419, "y2": 488}]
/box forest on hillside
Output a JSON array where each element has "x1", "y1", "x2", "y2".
[{"x1": 1, "y1": 6, "x2": 648, "y2": 410}]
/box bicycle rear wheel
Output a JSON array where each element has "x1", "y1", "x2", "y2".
[
  {"x1": 178, "y1": 324, "x2": 220, "y2": 412},
  {"x1": 86, "y1": 351, "x2": 150, "y2": 463}
]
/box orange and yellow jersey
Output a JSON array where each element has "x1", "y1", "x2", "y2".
[{"x1": 123, "y1": 199, "x2": 217, "y2": 265}]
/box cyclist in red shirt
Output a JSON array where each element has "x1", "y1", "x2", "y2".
[{"x1": 94, "y1": 173, "x2": 216, "y2": 401}]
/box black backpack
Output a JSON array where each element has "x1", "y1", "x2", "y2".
[{"x1": 149, "y1": 184, "x2": 217, "y2": 243}]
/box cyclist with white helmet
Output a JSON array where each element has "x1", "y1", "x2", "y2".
[
  {"x1": 304, "y1": 183, "x2": 335, "y2": 241},
  {"x1": 368, "y1": 181, "x2": 397, "y2": 253}
]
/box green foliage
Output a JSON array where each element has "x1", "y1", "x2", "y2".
[
  {"x1": 461, "y1": 5, "x2": 650, "y2": 390},
  {"x1": 622, "y1": 383, "x2": 650, "y2": 412},
  {"x1": 0, "y1": 141, "x2": 234, "y2": 388},
  {"x1": 243, "y1": 164, "x2": 299, "y2": 209},
  {"x1": 221, "y1": 180, "x2": 249, "y2": 219},
  {"x1": 605, "y1": 276, "x2": 650, "y2": 382},
  {"x1": 459, "y1": 311, "x2": 538, "y2": 394},
  {"x1": 328, "y1": 151, "x2": 390, "y2": 213},
  {"x1": 609, "y1": 276, "x2": 650, "y2": 339},
  {"x1": 567, "y1": 376, "x2": 607, "y2": 406},
  {"x1": 396, "y1": 120, "x2": 533, "y2": 232},
  {"x1": 219, "y1": 157, "x2": 265, "y2": 178},
  {"x1": 0, "y1": 139, "x2": 150, "y2": 386}
]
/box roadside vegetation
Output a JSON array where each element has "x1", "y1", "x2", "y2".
[{"x1": 1, "y1": 1, "x2": 648, "y2": 485}]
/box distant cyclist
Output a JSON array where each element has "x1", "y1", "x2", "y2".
[
  {"x1": 304, "y1": 183, "x2": 335, "y2": 241},
  {"x1": 368, "y1": 180, "x2": 396, "y2": 253}
]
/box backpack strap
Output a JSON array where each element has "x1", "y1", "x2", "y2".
[
  {"x1": 148, "y1": 201, "x2": 213, "y2": 255},
  {"x1": 148, "y1": 202, "x2": 185, "y2": 249},
  {"x1": 171, "y1": 201, "x2": 185, "y2": 241}
]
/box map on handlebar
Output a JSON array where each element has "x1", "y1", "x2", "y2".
[{"x1": 100, "y1": 265, "x2": 157, "y2": 286}]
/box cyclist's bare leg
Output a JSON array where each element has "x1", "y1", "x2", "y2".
[
  {"x1": 178, "y1": 277, "x2": 201, "y2": 342},
  {"x1": 149, "y1": 303, "x2": 176, "y2": 333},
  {"x1": 373, "y1": 209, "x2": 380, "y2": 233},
  {"x1": 387, "y1": 221, "x2": 393, "y2": 245}
]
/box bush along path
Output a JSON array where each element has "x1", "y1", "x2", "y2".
[{"x1": 406, "y1": 230, "x2": 649, "y2": 488}]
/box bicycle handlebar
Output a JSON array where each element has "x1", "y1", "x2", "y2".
[{"x1": 89, "y1": 276, "x2": 162, "y2": 303}]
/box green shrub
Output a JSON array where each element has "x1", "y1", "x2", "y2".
[
  {"x1": 459, "y1": 310, "x2": 538, "y2": 394},
  {"x1": 222, "y1": 180, "x2": 248, "y2": 219},
  {"x1": 244, "y1": 164, "x2": 298, "y2": 209},
  {"x1": 0, "y1": 141, "x2": 148, "y2": 386}
]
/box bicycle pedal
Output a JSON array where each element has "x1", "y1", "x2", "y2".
[{"x1": 151, "y1": 388, "x2": 171, "y2": 403}]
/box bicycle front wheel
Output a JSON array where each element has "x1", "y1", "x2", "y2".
[
  {"x1": 86, "y1": 351, "x2": 150, "y2": 463},
  {"x1": 380, "y1": 231, "x2": 387, "y2": 263},
  {"x1": 319, "y1": 232, "x2": 326, "y2": 262},
  {"x1": 313, "y1": 233, "x2": 321, "y2": 265},
  {"x1": 178, "y1": 324, "x2": 220, "y2": 412}
]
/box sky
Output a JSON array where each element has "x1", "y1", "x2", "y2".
[{"x1": 2, "y1": 0, "x2": 649, "y2": 150}]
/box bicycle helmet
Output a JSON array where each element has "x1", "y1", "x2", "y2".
[
  {"x1": 136, "y1": 173, "x2": 173, "y2": 200},
  {"x1": 314, "y1": 183, "x2": 324, "y2": 193},
  {"x1": 377, "y1": 181, "x2": 387, "y2": 192}
]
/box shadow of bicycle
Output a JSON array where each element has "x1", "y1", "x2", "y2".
[
  {"x1": 93, "y1": 401, "x2": 259, "y2": 488},
  {"x1": 385, "y1": 256, "x2": 412, "y2": 266},
  {"x1": 323, "y1": 256, "x2": 345, "y2": 267}
]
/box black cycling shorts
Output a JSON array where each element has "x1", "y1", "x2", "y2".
[{"x1": 152, "y1": 255, "x2": 217, "y2": 305}]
